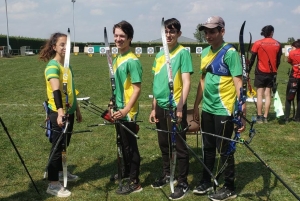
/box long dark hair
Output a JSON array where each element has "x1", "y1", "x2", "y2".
[
  {"x1": 39, "y1": 32, "x2": 67, "y2": 62},
  {"x1": 260, "y1": 25, "x2": 274, "y2": 38}
]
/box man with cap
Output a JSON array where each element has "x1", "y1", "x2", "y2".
[{"x1": 192, "y1": 16, "x2": 246, "y2": 201}]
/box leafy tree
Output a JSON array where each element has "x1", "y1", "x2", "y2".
[
  {"x1": 194, "y1": 24, "x2": 207, "y2": 43},
  {"x1": 287, "y1": 37, "x2": 295, "y2": 44}
]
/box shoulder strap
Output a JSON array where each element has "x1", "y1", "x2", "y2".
[{"x1": 206, "y1": 44, "x2": 234, "y2": 76}]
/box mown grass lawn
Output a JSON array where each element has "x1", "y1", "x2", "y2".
[{"x1": 0, "y1": 53, "x2": 299, "y2": 201}]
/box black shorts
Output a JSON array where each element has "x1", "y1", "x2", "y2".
[{"x1": 254, "y1": 74, "x2": 274, "y2": 88}]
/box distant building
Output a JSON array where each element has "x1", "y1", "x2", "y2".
[{"x1": 151, "y1": 35, "x2": 198, "y2": 43}]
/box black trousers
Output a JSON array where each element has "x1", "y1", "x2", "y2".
[
  {"x1": 155, "y1": 104, "x2": 189, "y2": 184},
  {"x1": 201, "y1": 110, "x2": 235, "y2": 190},
  {"x1": 284, "y1": 78, "x2": 300, "y2": 119},
  {"x1": 48, "y1": 111, "x2": 74, "y2": 181},
  {"x1": 115, "y1": 121, "x2": 141, "y2": 183}
]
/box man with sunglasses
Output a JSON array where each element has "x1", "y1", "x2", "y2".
[{"x1": 149, "y1": 18, "x2": 193, "y2": 200}]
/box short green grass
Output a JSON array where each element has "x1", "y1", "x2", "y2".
[{"x1": 0, "y1": 53, "x2": 299, "y2": 201}]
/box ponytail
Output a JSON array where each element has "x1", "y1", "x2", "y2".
[
  {"x1": 260, "y1": 25, "x2": 274, "y2": 38},
  {"x1": 39, "y1": 32, "x2": 66, "y2": 62}
]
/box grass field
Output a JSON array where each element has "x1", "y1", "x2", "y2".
[{"x1": 0, "y1": 53, "x2": 299, "y2": 201}]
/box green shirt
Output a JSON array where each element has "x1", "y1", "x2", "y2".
[
  {"x1": 113, "y1": 50, "x2": 143, "y2": 121},
  {"x1": 200, "y1": 43, "x2": 242, "y2": 116},
  {"x1": 152, "y1": 43, "x2": 193, "y2": 109},
  {"x1": 44, "y1": 60, "x2": 77, "y2": 114}
]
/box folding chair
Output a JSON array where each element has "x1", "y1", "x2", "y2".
[{"x1": 186, "y1": 109, "x2": 201, "y2": 152}]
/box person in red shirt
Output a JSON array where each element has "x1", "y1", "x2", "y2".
[
  {"x1": 249, "y1": 25, "x2": 282, "y2": 123},
  {"x1": 284, "y1": 39, "x2": 300, "y2": 122}
]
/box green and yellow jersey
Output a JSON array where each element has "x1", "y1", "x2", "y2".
[
  {"x1": 200, "y1": 43, "x2": 242, "y2": 116},
  {"x1": 44, "y1": 60, "x2": 77, "y2": 114},
  {"x1": 113, "y1": 50, "x2": 143, "y2": 121},
  {"x1": 152, "y1": 43, "x2": 193, "y2": 109}
]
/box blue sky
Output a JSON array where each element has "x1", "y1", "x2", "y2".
[{"x1": 0, "y1": 0, "x2": 299, "y2": 44}]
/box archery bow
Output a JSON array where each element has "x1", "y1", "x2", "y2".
[
  {"x1": 212, "y1": 21, "x2": 248, "y2": 192},
  {"x1": 161, "y1": 17, "x2": 177, "y2": 194},
  {"x1": 202, "y1": 118, "x2": 300, "y2": 199},
  {"x1": 40, "y1": 125, "x2": 92, "y2": 135},
  {"x1": 221, "y1": 90, "x2": 299, "y2": 199},
  {"x1": 0, "y1": 117, "x2": 40, "y2": 194},
  {"x1": 61, "y1": 28, "x2": 71, "y2": 188},
  {"x1": 240, "y1": 21, "x2": 247, "y2": 100},
  {"x1": 246, "y1": 32, "x2": 257, "y2": 106},
  {"x1": 243, "y1": 140, "x2": 300, "y2": 200},
  {"x1": 104, "y1": 27, "x2": 116, "y2": 117},
  {"x1": 104, "y1": 27, "x2": 125, "y2": 190},
  {"x1": 79, "y1": 98, "x2": 140, "y2": 138},
  {"x1": 148, "y1": 126, "x2": 219, "y2": 187}
]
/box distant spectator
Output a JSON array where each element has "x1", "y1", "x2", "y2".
[
  {"x1": 284, "y1": 39, "x2": 300, "y2": 122},
  {"x1": 248, "y1": 25, "x2": 282, "y2": 123}
]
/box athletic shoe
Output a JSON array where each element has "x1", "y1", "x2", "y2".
[
  {"x1": 284, "y1": 118, "x2": 290, "y2": 124},
  {"x1": 59, "y1": 171, "x2": 79, "y2": 182},
  {"x1": 115, "y1": 181, "x2": 143, "y2": 195},
  {"x1": 46, "y1": 183, "x2": 71, "y2": 197},
  {"x1": 169, "y1": 182, "x2": 189, "y2": 200},
  {"x1": 208, "y1": 186, "x2": 237, "y2": 201},
  {"x1": 256, "y1": 115, "x2": 263, "y2": 124},
  {"x1": 151, "y1": 175, "x2": 177, "y2": 188},
  {"x1": 262, "y1": 116, "x2": 268, "y2": 123},
  {"x1": 193, "y1": 182, "x2": 213, "y2": 195},
  {"x1": 293, "y1": 118, "x2": 300, "y2": 122}
]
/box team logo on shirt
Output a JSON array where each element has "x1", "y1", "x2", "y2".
[{"x1": 218, "y1": 65, "x2": 228, "y2": 74}]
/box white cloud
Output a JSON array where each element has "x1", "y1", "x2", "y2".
[
  {"x1": 187, "y1": 2, "x2": 209, "y2": 14},
  {"x1": 239, "y1": 3, "x2": 254, "y2": 11},
  {"x1": 9, "y1": 0, "x2": 38, "y2": 13},
  {"x1": 238, "y1": 1, "x2": 282, "y2": 11},
  {"x1": 10, "y1": 13, "x2": 35, "y2": 20},
  {"x1": 292, "y1": 5, "x2": 300, "y2": 14},
  {"x1": 255, "y1": 1, "x2": 275, "y2": 8},
  {"x1": 274, "y1": 18, "x2": 287, "y2": 25},
  {"x1": 151, "y1": 3, "x2": 161, "y2": 12},
  {"x1": 0, "y1": 0, "x2": 38, "y2": 13},
  {"x1": 90, "y1": 9, "x2": 104, "y2": 16}
]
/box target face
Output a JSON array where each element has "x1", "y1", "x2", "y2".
[
  {"x1": 284, "y1": 45, "x2": 292, "y2": 57},
  {"x1": 147, "y1": 47, "x2": 154, "y2": 54},
  {"x1": 135, "y1": 47, "x2": 142, "y2": 54},
  {"x1": 185, "y1": 47, "x2": 190, "y2": 53},
  {"x1": 112, "y1": 47, "x2": 118, "y2": 54},
  {"x1": 99, "y1": 47, "x2": 106, "y2": 54},
  {"x1": 196, "y1": 47, "x2": 203, "y2": 54},
  {"x1": 87, "y1": 47, "x2": 94, "y2": 54}
]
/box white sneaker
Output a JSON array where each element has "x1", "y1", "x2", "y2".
[
  {"x1": 59, "y1": 171, "x2": 79, "y2": 182},
  {"x1": 46, "y1": 183, "x2": 71, "y2": 197}
]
